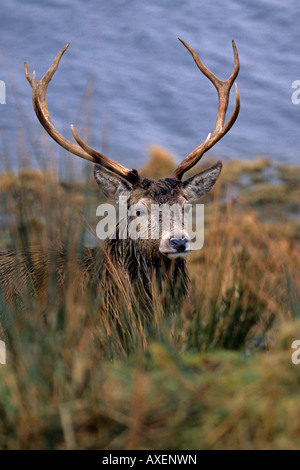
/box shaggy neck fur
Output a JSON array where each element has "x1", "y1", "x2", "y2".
[{"x1": 104, "y1": 236, "x2": 190, "y2": 311}]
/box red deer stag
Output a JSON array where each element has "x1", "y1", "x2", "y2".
[{"x1": 1, "y1": 39, "x2": 240, "y2": 312}]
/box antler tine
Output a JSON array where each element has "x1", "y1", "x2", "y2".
[
  {"x1": 24, "y1": 44, "x2": 141, "y2": 185},
  {"x1": 70, "y1": 125, "x2": 142, "y2": 185},
  {"x1": 171, "y1": 39, "x2": 240, "y2": 181}
]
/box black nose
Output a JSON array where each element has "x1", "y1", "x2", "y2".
[{"x1": 169, "y1": 237, "x2": 188, "y2": 253}]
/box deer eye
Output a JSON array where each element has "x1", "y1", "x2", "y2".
[{"x1": 130, "y1": 204, "x2": 147, "y2": 218}]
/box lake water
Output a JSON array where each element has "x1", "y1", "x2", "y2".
[{"x1": 1, "y1": 0, "x2": 300, "y2": 172}]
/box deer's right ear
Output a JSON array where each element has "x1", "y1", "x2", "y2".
[{"x1": 94, "y1": 164, "x2": 132, "y2": 199}]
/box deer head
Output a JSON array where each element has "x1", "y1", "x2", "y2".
[{"x1": 24, "y1": 40, "x2": 240, "y2": 259}]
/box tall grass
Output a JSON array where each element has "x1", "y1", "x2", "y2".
[{"x1": 0, "y1": 147, "x2": 299, "y2": 448}]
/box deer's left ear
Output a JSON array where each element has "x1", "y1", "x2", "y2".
[{"x1": 182, "y1": 161, "x2": 222, "y2": 203}]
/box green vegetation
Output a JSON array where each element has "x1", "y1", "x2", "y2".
[{"x1": 0, "y1": 146, "x2": 299, "y2": 449}]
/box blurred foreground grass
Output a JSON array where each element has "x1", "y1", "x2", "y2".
[{"x1": 0, "y1": 146, "x2": 299, "y2": 449}]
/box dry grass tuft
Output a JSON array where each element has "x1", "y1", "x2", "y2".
[{"x1": 140, "y1": 145, "x2": 177, "y2": 179}]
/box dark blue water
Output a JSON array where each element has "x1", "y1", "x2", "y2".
[{"x1": 1, "y1": 0, "x2": 300, "y2": 172}]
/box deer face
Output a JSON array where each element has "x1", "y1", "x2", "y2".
[{"x1": 94, "y1": 161, "x2": 222, "y2": 258}]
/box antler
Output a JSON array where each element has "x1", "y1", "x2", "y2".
[
  {"x1": 24, "y1": 44, "x2": 142, "y2": 185},
  {"x1": 171, "y1": 39, "x2": 240, "y2": 181}
]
